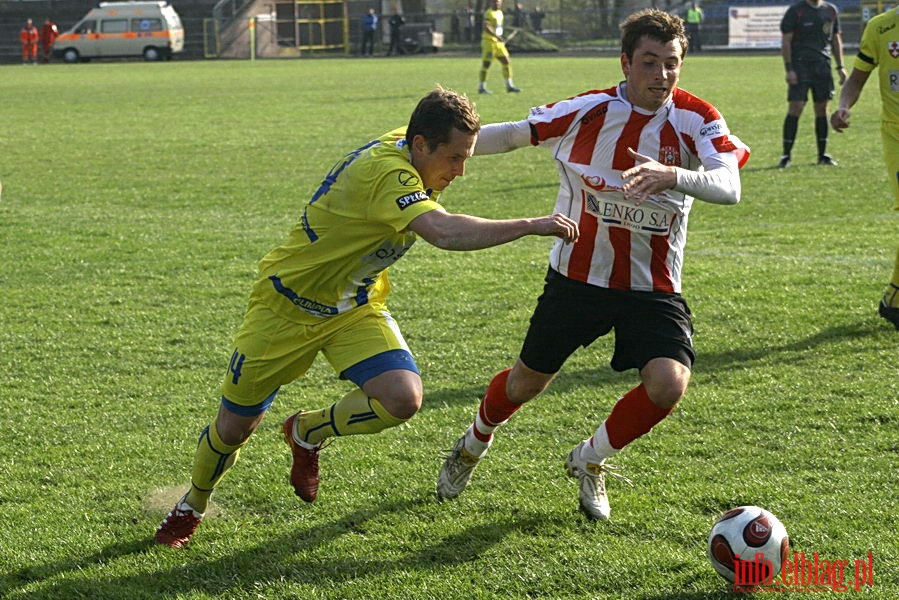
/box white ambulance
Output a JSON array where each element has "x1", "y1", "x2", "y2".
[{"x1": 53, "y1": 1, "x2": 184, "y2": 63}]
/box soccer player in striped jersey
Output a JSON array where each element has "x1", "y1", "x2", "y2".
[
  {"x1": 154, "y1": 87, "x2": 578, "y2": 548},
  {"x1": 437, "y1": 9, "x2": 750, "y2": 520},
  {"x1": 830, "y1": 6, "x2": 899, "y2": 329}
]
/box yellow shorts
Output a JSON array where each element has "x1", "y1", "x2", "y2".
[
  {"x1": 220, "y1": 298, "x2": 416, "y2": 415},
  {"x1": 481, "y1": 38, "x2": 509, "y2": 63},
  {"x1": 882, "y1": 123, "x2": 899, "y2": 211}
]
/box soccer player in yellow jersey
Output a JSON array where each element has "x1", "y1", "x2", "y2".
[
  {"x1": 830, "y1": 7, "x2": 899, "y2": 329},
  {"x1": 479, "y1": 0, "x2": 521, "y2": 94},
  {"x1": 154, "y1": 87, "x2": 578, "y2": 548}
]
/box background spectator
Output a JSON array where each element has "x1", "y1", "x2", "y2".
[
  {"x1": 20, "y1": 18, "x2": 39, "y2": 64},
  {"x1": 40, "y1": 18, "x2": 59, "y2": 63},
  {"x1": 530, "y1": 6, "x2": 545, "y2": 33},
  {"x1": 361, "y1": 8, "x2": 378, "y2": 56}
]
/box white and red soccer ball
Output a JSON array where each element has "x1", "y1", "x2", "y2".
[{"x1": 707, "y1": 505, "x2": 790, "y2": 584}]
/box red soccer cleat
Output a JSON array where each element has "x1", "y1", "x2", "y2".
[
  {"x1": 155, "y1": 496, "x2": 203, "y2": 548},
  {"x1": 283, "y1": 412, "x2": 322, "y2": 502}
]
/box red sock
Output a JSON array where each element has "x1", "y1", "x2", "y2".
[
  {"x1": 473, "y1": 369, "x2": 523, "y2": 442},
  {"x1": 604, "y1": 384, "x2": 673, "y2": 450}
]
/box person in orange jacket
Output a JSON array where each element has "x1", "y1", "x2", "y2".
[
  {"x1": 40, "y1": 19, "x2": 59, "y2": 63},
  {"x1": 20, "y1": 19, "x2": 39, "y2": 64}
]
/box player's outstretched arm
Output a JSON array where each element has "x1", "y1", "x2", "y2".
[
  {"x1": 831, "y1": 68, "x2": 870, "y2": 132},
  {"x1": 474, "y1": 121, "x2": 531, "y2": 155},
  {"x1": 407, "y1": 208, "x2": 578, "y2": 251}
]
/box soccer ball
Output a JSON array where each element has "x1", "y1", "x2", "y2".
[{"x1": 707, "y1": 506, "x2": 790, "y2": 584}]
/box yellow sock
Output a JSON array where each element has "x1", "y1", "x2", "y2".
[
  {"x1": 502, "y1": 64, "x2": 512, "y2": 80},
  {"x1": 298, "y1": 389, "x2": 407, "y2": 446},
  {"x1": 888, "y1": 247, "x2": 899, "y2": 307},
  {"x1": 185, "y1": 422, "x2": 245, "y2": 513}
]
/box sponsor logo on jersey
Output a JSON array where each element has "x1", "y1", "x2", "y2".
[
  {"x1": 585, "y1": 198, "x2": 675, "y2": 234},
  {"x1": 581, "y1": 173, "x2": 610, "y2": 191},
  {"x1": 398, "y1": 171, "x2": 420, "y2": 187},
  {"x1": 291, "y1": 296, "x2": 339, "y2": 316},
  {"x1": 580, "y1": 104, "x2": 608, "y2": 124},
  {"x1": 396, "y1": 190, "x2": 429, "y2": 209},
  {"x1": 890, "y1": 70, "x2": 899, "y2": 92},
  {"x1": 700, "y1": 122, "x2": 724, "y2": 138},
  {"x1": 269, "y1": 275, "x2": 339, "y2": 316}
]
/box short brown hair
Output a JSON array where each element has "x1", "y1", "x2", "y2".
[
  {"x1": 406, "y1": 86, "x2": 481, "y2": 151},
  {"x1": 620, "y1": 9, "x2": 688, "y2": 60}
]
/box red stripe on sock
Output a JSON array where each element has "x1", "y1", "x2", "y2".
[
  {"x1": 479, "y1": 369, "x2": 523, "y2": 425},
  {"x1": 604, "y1": 384, "x2": 673, "y2": 450},
  {"x1": 472, "y1": 369, "x2": 524, "y2": 442},
  {"x1": 472, "y1": 427, "x2": 492, "y2": 443}
]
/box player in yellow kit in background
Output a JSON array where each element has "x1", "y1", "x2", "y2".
[
  {"x1": 830, "y1": 6, "x2": 899, "y2": 329},
  {"x1": 479, "y1": 0, "x2": 522, "y2": 94},
  {"x1": 154, "y1": 87, "x2": 578, "y2": 548}
]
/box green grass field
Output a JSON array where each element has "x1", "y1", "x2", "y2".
[{"x1": 1, "y1": 55, "x2": 896, "y2": 599}]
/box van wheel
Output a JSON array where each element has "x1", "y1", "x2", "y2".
[
  {"x1": 143, "y1": 47, "x2": 161, "y2": 61},
  {"x1": 62, "y1": 48, "x2": 80, "y2": 64}
]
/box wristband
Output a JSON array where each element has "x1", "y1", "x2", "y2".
[{"x1": 784, "y1": 62, "x2": 793, "y2": 72}]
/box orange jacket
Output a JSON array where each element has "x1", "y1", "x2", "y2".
[{"x1": 20, "y1": 26, "x2": 39, "y2": 45}]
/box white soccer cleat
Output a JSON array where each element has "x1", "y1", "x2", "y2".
[
  {"x1": 564, "y1": 441, "x2": 623, "y2": 521},
  {"x1": 437, "y1": 434, "x2": 483, "y2": 500}
]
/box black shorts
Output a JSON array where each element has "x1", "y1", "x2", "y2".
[
  {"x1": 788, "y1": 60, "x2": 834, "y2": 103},
  {"x1": 519, "y1": 269, "x2": 695, "y2": 374}
]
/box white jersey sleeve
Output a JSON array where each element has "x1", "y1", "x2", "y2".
[{"x1": 474, "y1": 120, "x2": 531, "y2": 155}]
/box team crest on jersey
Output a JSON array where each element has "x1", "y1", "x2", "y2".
[
  {"x1": 890, "y1": 41, "x2": 899, "y2": 59},
  {"x1": 659, "y1": 145, "x2": 680, "y2": 165}
]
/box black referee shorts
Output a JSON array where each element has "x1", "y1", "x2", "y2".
[
  {"x1": 788, "y1": 60, "x2": 834, "y2": 103},
  {"x1": 519, "y1": 268, "x2": 695, "y2": 375}
]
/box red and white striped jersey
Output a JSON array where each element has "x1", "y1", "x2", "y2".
[{"x1": 527, "y1": 84, "x2": 750, "y2": 293}]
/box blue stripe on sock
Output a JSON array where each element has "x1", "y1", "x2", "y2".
[{"x1": 347, "y1": 411, "x2": 378, "y2": 425}]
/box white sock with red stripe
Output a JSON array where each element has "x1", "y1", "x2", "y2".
[
  {"x1": 580, "y1": 422, "x2": 619, "y2": 464},
  {"x1": 463, "y1": 369, "x2": 523, "y2": 457},
  {"x1": 582, "y1": 384, "x2": 674, "y2": 463}
]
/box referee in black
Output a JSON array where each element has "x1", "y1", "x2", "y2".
[{"x1": 778, "y1": 0, "x2": 846, "y2": 168}]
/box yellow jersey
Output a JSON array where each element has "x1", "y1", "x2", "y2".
[
  {"x1": 855, "y1": 7, "x2": 899, "y2": 124},
  {"x1": 484, "y1": 8, "x2": 504, "y2": 40},
  {"x1": 254, "y1": 128, "x2": 443, "y2": 322}
]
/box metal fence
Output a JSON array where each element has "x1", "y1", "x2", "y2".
[
  {"x1": 0, "y1": 0, "x2": 878, "y2": 62},
  {"x1": 369, "y1": 1, "x2": 869, "y2": 53}
]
